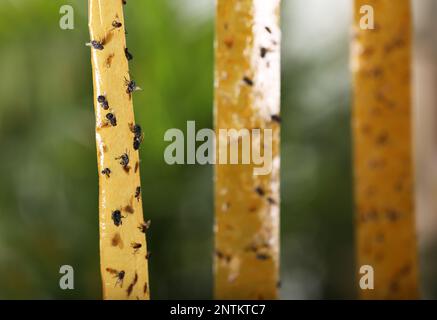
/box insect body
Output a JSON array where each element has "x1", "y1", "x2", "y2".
[
  {"x1": 124, "y1": 48, "x2": 133, "y2": 61},
  {"x1": 271, "y1": 114, "x2": 281, "y2": 123},
  {"x1": 124, "y1": 77, "x2": 141, "y2": 98},
  {"x1": 255, "y1": 186, "x2": 265, "y2": 197},
  {"x1": 116, "y1": 153, "x2": 129, "y2": 169},
  {"x1": 133, "y1": 138, "x2": 141, "y2": 150},
  {"x1": 101, "y1": 168, "x2": 111, "y2": 177},
  {"x1": 86, "y1": 40, "x2": 104, "y2": 50},
  {"x1": 106, "y1": 268, "x2": 125, "y2": 287},
  {"x1": 267, "y1": 197, "x2": 277, "y2": 205},
  {"x1": 131, "y1": 242, "x2": 142, "y2": 254},
  {"x1": 256, "y1": 253, "x2": 270, "y2": 260},
  {"x1": 98, "y1": 95, "x2": 109, "y2": 110},
  {"x1": 135, "y1": 186, "x2": 141, "y2": 201},
  {"x1": 130, "y1": 124, "x2": 142, "y2": 137},
  {"x1": 138, "y1": 220, "x2": 151, "y2": 233},
  {"x1": 126, "y1": 273, "x2": 138, "y2": 296},
  {"x1": 112, "y1": 20, "x2": 122, "y2": 29},
  {"x1": 243, "y1": 76, "x2": 254, "y2": 86},
  {"x1": 260, "y1": 47, "x2": 269, "y2": 58},
  {"x1": 106, "y1": 113, "x2": 117, "y2": 126},
  {"x1": 129, "y1": 124, "x2": 143, "y2": 150},
  {"x1": 111, "y1": 210, "x2": 125, "y2": 226}
]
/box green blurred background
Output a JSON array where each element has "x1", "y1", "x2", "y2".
[{"x1": 0, "y1": 0, "x2": 436, "y2": 299}]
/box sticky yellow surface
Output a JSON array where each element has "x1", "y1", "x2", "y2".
[
  {"x1": 89, "y1": 0, "x2": 150, "y2": 300},
  {"x1": 352, "y1": 0, "x2": 419, "y2": 299},
  {"x1": 214, "y1": 0, "x2": 281, "y2": 299}
]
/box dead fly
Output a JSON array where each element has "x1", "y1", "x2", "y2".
[
  {"x1": 135, "y1": 186, "x2": 141, "y2": 201},
  {"x1": 243, "y1": 76, "x2": 254, "y2": 86},
  {"x1": 256, "y1": 253, "x2": 270, "y2": 261},
  {"x1": 124, "y1": 77, "x2": 141, "y2": 98},
  {"x1": 124, "y1": 48, "x2": 133, "y2": 61},
  {"x1": 115, "y1": 152, "x2": 129, "y2": 170},
  {"x1": 255, "y1": 186, "x2": 265, "y2": 197},
  {"x1": 215, "y1": 250, "x2": 231, "y2": 263},
  {"x1": 111, "y1": 210, "x2": 125, "y2": 227},
  {"x1": 86, "y1": 40, "x2": 104, "y2": 50},
  {"x1": 271, "y1": 114, "x2": 281, "y2": 123},
  {"x1": 106, "y1": 113, "x2": 117, "y2": 126},
  {"x1": 138, "y1": 220, "x2": 151, "y2": 233},
  {"x1": 129, "y1": 123, "x2": 142, "y2": 138},
  {"x1": 86, "y1": 32, "x2": 110, "y2": 50},
  {"x1": 126, "y1": 273, "x2": 138, "y2": 296},
  {"x1": 122, "y1": 0, "x2": 127, "y2": 4},
  {"x1": 131, "y1": 242, "x2": 142, "y2": 254},
  {"x1": 97, "y1": 95, "x2": 109, "y2": 110},
  {"x1": 112, "y1": 20, "x2": 122, "y2": 29},
  {"x1": 106, "y1": 268, "x2": 125, "y2": 287},
  {"x1": 260, "y1": 47, "x2": 269, "y2": 58},
  {"x1": 145, "y1": 251, "x2": 152, "y2": 260},
  {"x1": 267, "y1": 197, "x2": 277, "y2": 205},
  {"x1": 129, "y1": 123, "x2": 143, "y2": 150},
  {"x1": 133, "y1": 138, "x2": 142, "y2": 151},
  {"x1": 101, "y1": 167, "x2": 111, "y2": 178}
]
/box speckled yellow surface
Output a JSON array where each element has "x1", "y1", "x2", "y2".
[
  {"x1": 214, "y1": 0, "x2": 281, "y2": 299},
  {"x1": 352, "y1": 0, "x2": 418, "y2": 299},
  {"x1": 89, "y1": 0, "x2": 150, "y2": 300}
]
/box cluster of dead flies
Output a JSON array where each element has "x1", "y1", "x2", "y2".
[
  {"x1": 88, "y1": 3, "x2": 151, "y2": 294},
  {"x1": 104, "y1": 218, "x2": 151, "y2": 293},
  {"x1": 238, "y1": 26, "x2": 281, "y2": 125},
  {"x1": 87, "y1": 12, "x2": 141, "y2": 148}
]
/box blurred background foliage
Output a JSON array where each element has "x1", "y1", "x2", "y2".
[{"x1": 0, "y1": 0, "x2": 435, "y2": 300}]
